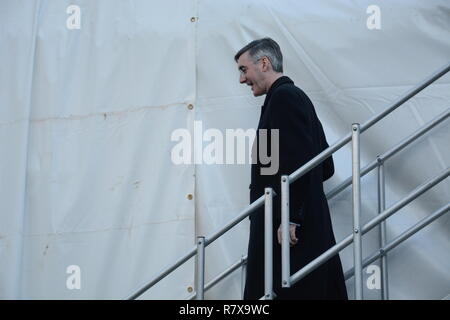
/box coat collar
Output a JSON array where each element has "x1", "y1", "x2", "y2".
[{"x1": 263, "y1": 75, "x2": 294, "y2": 107}]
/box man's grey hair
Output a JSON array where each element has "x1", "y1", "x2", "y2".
[{"x1": 234, "y1": 38, "x2": 283, "y2": 73}]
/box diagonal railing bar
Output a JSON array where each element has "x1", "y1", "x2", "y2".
[
  {"x1": 125, "y1": 61, "x2": 450, "y2": 300},
  {"x1": 288, "y1": 167, "x2": 449, "y2": 287},
  {"x1": 125, "y1": 194, "x2": 266, "y2": 300},
  {"x1": 289, "y1": 63, "x2": 450, "y2": 185},
  {"x1": 326, "y1": 108, "x2": 450, "y2": 200},
  {"x1": 187, "y1": 257, "x2": 247, "y2": 300}
]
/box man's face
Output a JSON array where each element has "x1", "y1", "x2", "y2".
[{"x1": 237, "y1": 51, "x2": 266, "y2": 97}]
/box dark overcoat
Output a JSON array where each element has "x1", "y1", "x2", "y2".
[{"x1": 244, "y1": 76, "x2": 348, "y2": 300}]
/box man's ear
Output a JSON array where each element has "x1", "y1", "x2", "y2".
[{"x1": 262, "y1": 57, "x2": 271, "y2": 72}]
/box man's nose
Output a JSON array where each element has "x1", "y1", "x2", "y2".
[{"x1": 239, "y1": 74, "x2": 246, "y2": 84}]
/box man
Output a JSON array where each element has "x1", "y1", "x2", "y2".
[{"x1": 235, "y1": 38, "x2": 348, "y2": 300}]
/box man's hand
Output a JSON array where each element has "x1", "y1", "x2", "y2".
[{"x1": 277, "y1": 223, "x2": 299, "y2": 247}]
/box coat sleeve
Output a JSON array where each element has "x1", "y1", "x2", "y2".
[{"x1": 264, "y1": 87, "x2": 316, "y2": 225}]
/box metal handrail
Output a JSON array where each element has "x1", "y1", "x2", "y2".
[
  {"x1": 288, "y1": 62, "x2": 450, "y2": 186},
  {"x1": 288, "y1": 167, "x2": 449, "y2": 286},
  {"x1": 125, "y1": 61, "x2": 450, "y2": 300},
  {"x1": 326, "y1": 108, "x2": 450, "y2": 199},
  {"x1": 187, "y1": 256, "x2": 247, "y2": 300},
  {"x1": 185, "y1": 108, "x2": 450, "y2": 298},
  {"x1": 187, "y1": 199, "x2": 450, "y2": 299},
  {"x1": 344, "y1": 202, "x2": 450, "y2": 280}
]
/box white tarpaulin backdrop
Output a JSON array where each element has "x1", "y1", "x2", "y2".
[{"x1": 0, "y1": 0, "x2": 449, "y2": 299}]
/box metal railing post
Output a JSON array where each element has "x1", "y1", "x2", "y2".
[
  {"x1": 352, "y1": 123, "x2": 363, "y2": 300},
  {"x1": 241, "y1": 255, "x2": 246, "y2": 299},
  {"x1": 187, "y1": 257, "x2": 247, "y2": 300},
  {"x1": 377, "y1": 157, "x2": 389, "y2": 300},
  {"x1": 281, "y1": 175, "x2": 291, "y2": 288},
  {"x1": 196, "y1": 236, "x2": 205, "y2": 300},
  {"x1": 264, "y1": 188, "x2": 274, "y2": 300}
]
